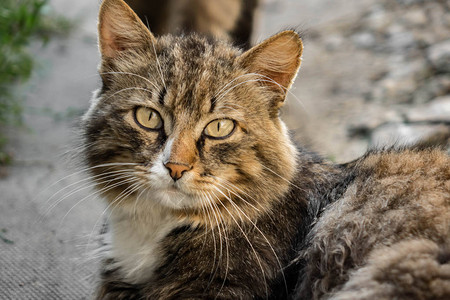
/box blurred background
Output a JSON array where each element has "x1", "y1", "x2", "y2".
[{"x1": 0, "y1": 0, "x2": 448, "y2": 298}]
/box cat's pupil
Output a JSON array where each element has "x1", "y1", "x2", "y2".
[
  {"x1": 217, "y1": 121, "x2": 221, "y2": 132},
  {"x1": 148, "y1": 111, "x2": 153, "y2": 121}
]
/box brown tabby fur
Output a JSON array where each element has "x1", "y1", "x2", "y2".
[
  {"x1": 124, "y1": 0, "x2": 258, "y2": 49},
  {"x1": 296, "y1": 149, "x2": 450, "y2": 299},
  {"x1": 82, "y1": 0, "x2": 450, "y2": 299}
]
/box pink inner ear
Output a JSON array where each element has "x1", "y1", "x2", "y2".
[
  {"x1": 240, "y1": 31, "x2": 303, "y2": 92},
  {"x1": 99, "y1": 10, "x2": 127, "y2": 58},
  {"x1": 101, "y1": 23, "x2": 120, "y2": 57},
  {"x1": 98, "y1": 0, "x2": 156, "y2": 59}
]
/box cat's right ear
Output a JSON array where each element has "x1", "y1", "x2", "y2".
[
  {"x1": 238, "y1": 30, "x2": 303, "y2": 101},
  {"x1": 98, "y1": 0, "x2": 156, "y2": 59}
]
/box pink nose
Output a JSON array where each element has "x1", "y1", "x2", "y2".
[{"x1": 164, "y1": 162, "x2": 192, "y2": 181}]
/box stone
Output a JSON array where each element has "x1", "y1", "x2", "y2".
[
  {"x1": 427, "y1": 39, "x2": 450, "y2": 72},
  {"x1": 367, "y1": 6, "x2": 392, "y2": 31},
  {"x1": 406, "y1": 95, "x2": 450, "y2": 122},
  {"x1": 352, "y1": 32, "x2": 377, "y2": 49},
  {"x1": 370, "y1": 122, "x2": 448, "y2": 147},
  {"x1": 413, "y1": 75, "x2": 450, "y2": 104},
  {"x1": 401, "y1": 8, "x2": 428, "y2": 27},
  {"x1": 395, "y1": 0, "x2": 434, "y2": 5},
  {"x1": 372, "y1": 77, "x2": 416, "y2": 103},
  {"x1": 387, "y1": 30, "x2": 416, "y2": 52}
]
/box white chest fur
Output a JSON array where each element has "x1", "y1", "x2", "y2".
[{"x1": 106, "y1": 204, "x2": 183, "y2": 284}]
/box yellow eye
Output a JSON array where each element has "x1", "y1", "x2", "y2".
[
  {"x1": 204, "y1": 119, "x2": 235, "y2": 139},
  {"x1": 134, "y1": 107, "x2": 163, "y2": 130}
]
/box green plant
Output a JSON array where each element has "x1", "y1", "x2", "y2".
[{"x1": 0, "y1": 0, "x2": 71, "y2": 163}]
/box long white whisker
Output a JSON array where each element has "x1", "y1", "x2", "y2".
[
  {"x1": 42, "y1": 173, "x2": 136, "y2": 220},
  {"x1": 214, "y1": 73, "x2": 259, "y2": 99},
  {"x1": 44, "y1": 168, "x2": 136, "y2": 207},
  {"x1": 216, "y1": 78, "x2": 269, "y2": 102},
  {"x1": 84, "y1": 180, "x2": 143, "y2": 255},
  {"x1": 36, "y1": 162, "x2": 138, "y2": 202},
  {"x1": 214, "y1": 186, "x2": 288, "y2": 294},
  {"x1": 261, "y1": 164, "x2": 304, "y2": 192},
  {"x1": 133, "y1": 183, "x2": 151, "y2": 222},
  {"x1": 150, "y1": 39, "x2": 166, "y2": 89},
  {"x1": 99, "y1": 71, "x2": 159, "y2": 90},
  {"x1": 248, "y1": 72, "x2": 309, "y2": 113},
  {"x1": 203, "y1": 192, "x2": 223, "y2": 292},
  {"x1": 213, "y1": 180, "x2": 261, "y2": 213},
  {"x1": 58, "y1": 177, "x2": 139, "y2": 227},
  {"x1": 103, "y1": 87, "x2": 156, "y2": 101},
  {"x1": 208, "y1": 192, "x2": 230, "y2": 300},
  {"x1": 210, "y1": 188, "x2": 269, "y2": 299},
  {"x1": 204, "y1": 191, "x2": 230, "y2": 300}
]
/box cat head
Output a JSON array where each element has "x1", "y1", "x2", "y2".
[{"x1": 82, "y1": 0, "x2": 303, "y2": 223}]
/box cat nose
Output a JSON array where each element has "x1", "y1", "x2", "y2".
[{"x1": 164, "y1": 162, "x2": 192, "y2": 181}]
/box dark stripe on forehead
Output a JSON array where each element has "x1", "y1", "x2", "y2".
[
  {"x1": 158, "y1": 87, "x2": 167, "y2": 106},
  {"x1": 209, "y1": 96, "x2": 217, "y2": 113}
]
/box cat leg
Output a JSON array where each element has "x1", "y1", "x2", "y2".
[
  {"x1": 329, "y1": 239, "x2": 450, "y2": 300},
  {"x1": 95, "y1": 280, "x2": 142, "y2": 300},
  {"x1": 95, "y1": 260, "x2": 143, "y2": 300}
]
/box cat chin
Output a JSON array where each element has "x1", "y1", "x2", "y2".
[{"x1": 150, "y1": 187, "x2": 198, "y2": 210}]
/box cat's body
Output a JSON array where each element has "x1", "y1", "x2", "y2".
[
  {"x1": 297, "y1": 149, "x2": 450, "y2": 300},
  {"x1": 124, "y1": 0, "x2": 258, "y2": 49},
  {"x1": 82, "y1": 0, "x2": 450, "y2": 299}
]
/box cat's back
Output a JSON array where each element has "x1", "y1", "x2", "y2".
[
  {"x1": 297, "y1": 148, "x2": 450, "y2": 300},
  {"x1": 319, "y1": 149, "x2": 449, "y2": 242},
  {"x1": 349, "y1": 148, "x2": 449, "y2": 216}
]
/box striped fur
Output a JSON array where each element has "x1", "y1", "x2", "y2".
[{"x1": 82, "y1": 1, "x2": 450, "y2": 299}]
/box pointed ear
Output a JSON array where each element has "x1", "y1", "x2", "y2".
[
  {"x1": 239, "y1": 30, "x2": 303, "y2": 94},
  {"x1": 98, "y1": 0, "x2": 156, "y2": 59}
]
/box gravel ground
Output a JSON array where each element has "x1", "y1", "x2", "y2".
[{"x1": 1, "y1": 0, "x2": 448, "y2": 298}]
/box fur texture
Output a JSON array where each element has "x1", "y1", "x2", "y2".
[
  {"x1": 83, "y1": 0, "x2": 450, "y2": 299},
  {"x1": 124, "y1": 0, "x2": 259, "y2": 49},
  {"x1": 86, "y1": 0, "x2": 317, "y2": 298},
  {"x1": 295, "y1": 149, "x2": 450, "y2": 300}
]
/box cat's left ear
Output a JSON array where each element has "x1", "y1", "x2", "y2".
[
  {"x1": 239, "y1": 30, "x2": 303, "y2": 100},
  {"x1": 98, "y1": 0, "x2": 156, "y2": 59}
]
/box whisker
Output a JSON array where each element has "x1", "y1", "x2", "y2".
[
  {"x1": 209, "y1": 189, "x2": 269, "y2": 299},
  {"x1": 214, "y1": 73, "x2": 259, "y2": 100},
  {"x1": 203, "y1": 192, "x2": 223, "y2": 292},
  {"x1": 41, "y1": 173, "x2": 136, "y2": 221},
  {"x1": 247, "y1": 72, "x2": 309, "y2": 114},
  {"x1": 58, "y1": 176, "x2": 139, "y2": 228},
  {"x1": 133, "y1": 183, "x2": 151, "y2": 222},
  {"x1": 213, "y1": 180, "x2": 261, "y2": 213},
  {"x1": 204, "y1": 191, "x2": 231, "y2": 300},
  {"x1": 44, "y1": 168, "x2": 136, "y2": 208},
  {"x1": 214, "y1": 186, "x2": 288, "y2": 295},
  {"x1": 102, "y1": 87, "x2": 156, "y2": 101},
  {"x1": 150, "y1": 37, "x2": 167, "y2": 89},
  {"x1": 99, "y1": 71, "x2": 159, "y2": 90},
  {"x1": 84, "y1": 180, "x2": 143, "y2": 256},
  {"x1": 261, "y1": 164, "x2": 304, "y2": 192},
  {"x1": 215, "y1": 78, "x2": 269, "y2": 102},
  {"x1": 36, "y1": 162, "x2": 139, "y2": 202}
]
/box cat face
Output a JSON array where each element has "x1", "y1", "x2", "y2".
[{"x1": 82, "y1": 0, "x2": 303, "y2": 222}]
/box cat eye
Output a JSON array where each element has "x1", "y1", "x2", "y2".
[
  {"x1": 134, "y1": 107, "x2": 163, "y2": 130},
  {"x1": 204, "y1": 119, "x2": 235, "y2": 139}
]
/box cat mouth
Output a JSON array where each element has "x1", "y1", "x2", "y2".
[{"x1": 166, "y1": 185, "x2": 182, "y2": 193}]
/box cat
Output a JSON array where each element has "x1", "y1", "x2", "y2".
[
  {"x1": 81, "y1": 0, "x2": 450, "y2": 299},
  {"x1": 123, "y1": 0, "x2": 259, "y2": 49}
]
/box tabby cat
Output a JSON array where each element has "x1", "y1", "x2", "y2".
[{"x1": 81, "y1": 0, "x2": 450, "y2": 299}]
